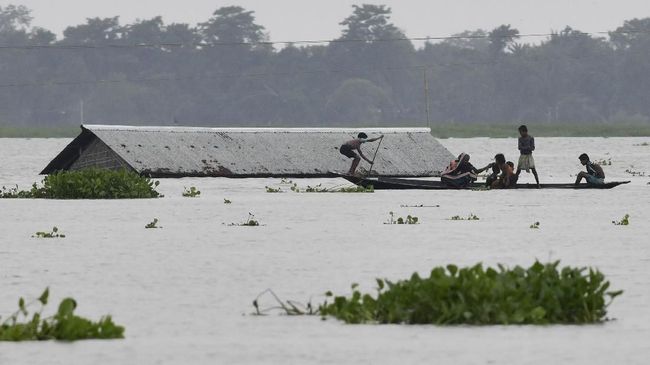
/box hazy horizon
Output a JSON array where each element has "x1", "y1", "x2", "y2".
[{"x1": 13, "y1": 0, "x2": 650, "y2": 42}]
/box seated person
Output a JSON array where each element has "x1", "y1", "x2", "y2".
[
  {"x1": 441, "y1": 153, "x2": 478, "y2": 188},
  {"x1": 575, "y1": 153, "x2": 605, "y2": 185},
  {"x1": 491, "y1": 154, "x2": 517, "y2": 189}
]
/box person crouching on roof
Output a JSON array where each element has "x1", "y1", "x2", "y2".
[
  {"x1": 575, "y1": 153, "x2": 605, "y2": 185},
  {"x1": 441, "y1": 153, "x2": 478, "y2": 188},
  {"x1": 339, "y1": 132, "x2": 384, "y2": 175}
]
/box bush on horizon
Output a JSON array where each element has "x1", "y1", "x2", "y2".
[{"x1": 0, "y1": 169, "x2": 161, "y2": 199}]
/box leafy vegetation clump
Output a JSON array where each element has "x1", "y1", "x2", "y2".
[
  {"x1": 32, "y1": 227, "x2": 65, "y2": 238},
  {"x1": 385, "y1": 212, "x2": 419, "y2": 225},
  {"x1": 267, "y1": 181, "x2": 373, "y2": 193},
  {"x1": 450, "y1": 214, "x2": 480, "y2": 221},
  {"x1": 0, "y1": 288, "x2": 124, "y2": 341},
  {"x1": 182, "y1": 186, "x2": 201, "y2": 197},
  {"x1": 229, "y1": 213, "x2": 260, "y2": 226},
  {"x1": 612, "y1": 214, "x2": 630, "y2": 226},
  {"x1": 224, "y1": 198, "x2": 232, "y2": 204},
  {"x1": 594, "y1": 158, "x2": 612, "y2": 166},
  {"x1": 145, "y1": 218, "x2": 162, "y2": 229},
  {"x1": 0, "y1": 169, "x2": 161, "y2": 199},
  {"x1": 530, "y1": 222, "x2": 540, "y2": 229},
  {"x1": 319, "y1": 261, "x2": 622, "y2": 325},
  {"x1": 624, "y1": 169, "x2": 646, "y2": 177}
]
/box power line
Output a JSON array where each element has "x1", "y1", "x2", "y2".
[{"x1": 0, "y1": 29, "x2": 647, "y2": 51}]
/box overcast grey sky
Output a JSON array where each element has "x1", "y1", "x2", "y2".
[{"x1": 10, "y1": 0, "x2": 650, "y2": 42}]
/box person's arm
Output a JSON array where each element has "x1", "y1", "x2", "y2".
[
  {"x1": 518, "y1": 138, "x2": 523, "y2": 152},
  {"x1": 356, "y1": 147, "x2": 372, "y2": 163},
  {"x1": 475, "y1": 163, "x2": 494, "y2": 174},
  {"x1": 366, "y1": 135, "x2": 384, "y2": 143},
  {"x1": 531, "y1": 136, "x2": 535, "y2": 152}
]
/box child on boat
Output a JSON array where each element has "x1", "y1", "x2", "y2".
[
  {"x1": 441, "y1": 153, "x2": 478, "y2": 188},
  {"x1": 575, "y1": 153, "x2": 605, "y2": 185},
  {"x1": 339, "y1": 132, "x2": 383, "y2": 175},
  {"x1": 491, "y1": 153, "x2": 517, "y2": 189},
  {"x1": 516, "y1": 125, "x2": 540, "y2": 187}
]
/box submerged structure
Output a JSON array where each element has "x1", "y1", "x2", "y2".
[{"x1": 42, "y1": 125, "x2": 454, "y2": 178}]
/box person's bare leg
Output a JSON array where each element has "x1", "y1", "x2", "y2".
[
  {"x1": 575, "y1": 171, "x2": 586, "y2": 185},
  {"x1": 349, "y1": 157, "x2": 360, "y2": 175},
  {"x1": 532, "y1": 168, "x2": 540, "y2": 187},
  {"x1": 516, "y1": 168, "x2": 522, "y2": 177}
]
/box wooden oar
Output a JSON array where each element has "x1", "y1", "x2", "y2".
[{"x1": 367, "y1": 135, "x2": 384, "y2": 176}]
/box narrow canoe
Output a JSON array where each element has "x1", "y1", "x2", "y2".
[{"x1": 342, "y1": 176, "x2": 631, "y2": 190}]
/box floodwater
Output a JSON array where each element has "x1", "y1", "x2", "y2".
[{"x1": 1, "y1": 137, "x2": 649, "y2": 365}]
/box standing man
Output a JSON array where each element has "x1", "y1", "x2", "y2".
[
  {"x1": 339, "y1": 132, "x2": 383, "y2": 175},
  {"x1": 516, "y1": 125, "x2": 540, "y2": 188}
]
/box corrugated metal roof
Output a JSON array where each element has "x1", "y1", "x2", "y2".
[{"x1": 43, "y1": 125, "x2": 454, "y2": 177}]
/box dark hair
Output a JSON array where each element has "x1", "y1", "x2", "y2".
[
  {"x1": 357, "y1": 132, "x2": 368, "y2": 139},
  {"x1": 495, "y1": 153, "x2": 506, "y2": 164},
  {"x1": 579, "y1": 153, "x2": 589, "y2": 161},
  {"x1": 518, "y1": 125, "x2": 528, "y2": 132},
  {"x1": 507, "y1": 161, "x2": 514, "y2": 168}
]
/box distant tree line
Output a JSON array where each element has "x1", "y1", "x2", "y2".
[{"x1": 1, "y1": 4, "x2": 649, "y2": 127}]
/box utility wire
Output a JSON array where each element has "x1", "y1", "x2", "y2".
[{"x1": 0, "y1": 29, "x2": 647, "y2": 51}]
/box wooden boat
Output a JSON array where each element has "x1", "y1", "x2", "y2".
[{"x1": 342, "y1": 175, "x2": 631, "y2": 190}]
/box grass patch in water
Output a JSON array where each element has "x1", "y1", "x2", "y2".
[
  {"x1": 1, "y1": 169, "x2": 161, "y2": 199},
  {"x1": 450, "y1": 214, "x2": 480, "y2": 221},
  {"x1": 318, "y1": 261, "x2": 622, "y2": 325},
  {"x1": 32, "y1": 227, "x2": 65, "y2": 238},
  {"x1": 0, "y1": 288, "x2": 124, "y2": 341},
  {"x1": 612, "y1": 214, "x2": 630, "y2": 226},
  {"x1": 384, "y1": 212, "x2": 419, "y2": 225},
  {"x1": 182, "y1": 186, "x2": 201, "y2": 197}
]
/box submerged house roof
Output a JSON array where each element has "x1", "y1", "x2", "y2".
[{"x1": 42, "y1": 125, "x2": 454, "y2": 178}]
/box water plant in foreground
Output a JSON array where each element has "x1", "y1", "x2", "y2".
[
  {"x1": 265, "y1": 186, "x2": 282, "y2": 193},
  {"x1": 0, "y1": 288, "x2": 124, "y2": 341},
  {"x1": 224, "y1": 198, "x2": 232, "y2": 204},
  {"x1": 182, "y1": 186, "x2": 201, "y2": 197},
  {"x1": 530, "y1": 222, "x2": 540, "y2": 229},
  {"x1": 32, "y1": 227, "x2": 65, "y2": 238},
  {"x1": 385, "y1": 212, "x2": 419, "y2": 225},
  {"x1": 317, "y1": 261, "x2": 622, "y2": 325},
  {"x1": 0, "y1": 169, "x2": 161, "y2": 199},
  {"x1": 612, "y1": 214, "x2": 630, "y2": 226},
  {"x1": 145, "y1": 218, "x2": 162, "y2": 229},
  {"x1": 229, "y1": 213, "x2": 260, "y2": 226},
  {"x1": 450, "y1": 214, "x2": 480, "y2": 221}
]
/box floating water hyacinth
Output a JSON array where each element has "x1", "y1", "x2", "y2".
[{"x1": 318, "y1": 261, "x2": 622, "y2": 325}]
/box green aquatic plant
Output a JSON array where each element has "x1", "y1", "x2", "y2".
[
  {"x1": 0, "y1": 169, "x2": 161, "y2": 199},
  {"x1": 318, "y1": 261, "x2": 622, "y2": 325},
  {"x1": 624, "y1": 169, "x2": 646, "y2": 177},
  {"x1": 450, "y1": 214, "x2": 480, "y2": 221},
  {"x1": 182, "y1": 186, "x2": 201, "y2": 197},
  {"x1": 0, "y1": 288, "x2": 124, "y2": 341},
  {"x1": 288, "y1": 183, "x2": 374, "y2": 193},
  {"x1": 229, "y1": 213, "x2": 260, "y2": 227},
  {"x1": 145, "y1": 218, "x2": 162, "y2": 229},
  {"x1": 224, "y1": 198, "x2": 232, "y2": 204},
  {"x1": 400, "y1": 204, "x2": 440, "y2": 208},
  {"x1": 265, "y1": 186, "x2": 282, "y2": 193},
  {"x1": 385, "y1": 212, "x2": 419, "y2": 225},
  {"x1": 530, "y1": 222, "x2": 540, "y2": 229},
  {"x1": 32, "y1": 227, "x2": 65, "y2": 238},
  {"x1": 594, "y1": 158, "x2": 612, "y2": 166},
  {"x1": 612, "y1": 214, "x2": 630, "y2": 226}
]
